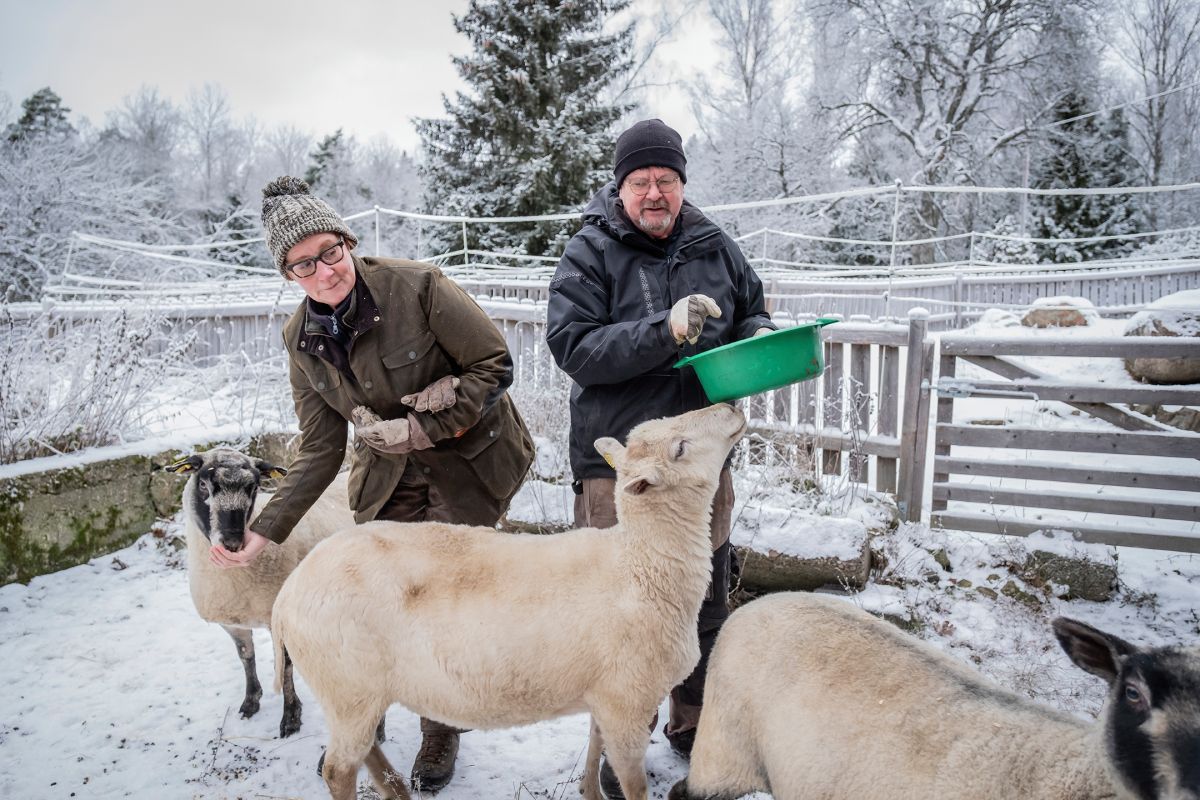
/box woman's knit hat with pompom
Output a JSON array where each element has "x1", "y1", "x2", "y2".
[{"x1": 260, "y1": 176, "x2": 359, "y2": 275}]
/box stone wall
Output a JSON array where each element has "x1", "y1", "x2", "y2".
[{"x1": 0, "y1": 433, "x2": 297, "y2": 586}]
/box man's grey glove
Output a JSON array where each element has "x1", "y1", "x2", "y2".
[
  {"x1": 670, "y1": 294, "x2": 723, "y2": 345},
  {"x1": 401, "y1": 375, "x2": 461, "y2": 414},
  {"x1": 352, "y1": 405, "x2": 417, "y2": 455}
]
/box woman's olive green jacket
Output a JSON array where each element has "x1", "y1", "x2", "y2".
[{"x1": 251, "y1": 255, "x2": 534, "y2": 543}]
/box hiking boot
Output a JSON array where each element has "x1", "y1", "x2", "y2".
[
  {"x1": 598, "y1": 755, "x2": 625, "y2": 800},
  {"x1": 665, "y1": 726, "x2": 696, "y2": 760},
  {"x1": 410, "y1": 730, "x2": 460, "y2": 794}
]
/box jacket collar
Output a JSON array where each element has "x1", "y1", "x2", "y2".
[{"x1": 296, "y1": 255, "x2": 382, "y2": 358}]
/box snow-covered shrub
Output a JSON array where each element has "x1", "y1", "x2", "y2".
[
  {"x1": 0, "y1": 304, "x2": 194, "y2": 463},
  {"x1": 977, "y1": 214, "x2": 1038, "y2": 265}
]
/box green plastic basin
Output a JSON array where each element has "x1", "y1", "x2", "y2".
[{"x1": 673, "y1": 318, "x2": 839, "y2": 402}]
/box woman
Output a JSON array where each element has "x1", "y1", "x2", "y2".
[{"x1": 215, "y1": 176, "x2": 534, "y2": 793}]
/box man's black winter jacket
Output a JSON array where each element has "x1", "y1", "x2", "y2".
[{"x1": 546, "y1": 182, "x2": 775, "y2": 481}]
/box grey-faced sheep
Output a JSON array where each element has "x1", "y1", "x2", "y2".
[
  {"x1": 669, "y1": 591, "x2": 1200, "y2": 800},
  {"x1": 269, "y1": 403, "x2": 747, "y2": 800},
  {"x1": 168, "y1": 448, "x2": 354, "y2": 737}
]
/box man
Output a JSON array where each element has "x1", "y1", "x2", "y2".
[
  {"x1": 214, "y1": 176, "x2": 535, "y2": 794},
  {"x1": 546, "y1": 119, "x2": 775, "y2": 799}
]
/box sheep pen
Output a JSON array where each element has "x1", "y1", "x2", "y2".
[
  {"x1": 270, "y1": 403, "x2": 747, "y2": 800},
  {"x1": 168, "y1": 449, "x2": 354, "y2": 738},
  {"x1": 669, "y1": 591, "x2": 1200, "y2": 800}
]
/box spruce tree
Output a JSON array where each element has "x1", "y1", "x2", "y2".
[
  {"x1": 5, "y1": 87, "x2": 75, "y2": 144},
  {"x1": 1031, "y1": 95, "x2": 1146, "y2": 262},
  {"x1": 416, "y1": 0, "x2": 634, "y2": 258}
]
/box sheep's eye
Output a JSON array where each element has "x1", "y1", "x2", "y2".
[
  {"x1": 673, "y1": 440, "x2": 687, "y2": 459},
  {"x1": 1124, "y1": 684, "x2": 1143, "y2": 705}
]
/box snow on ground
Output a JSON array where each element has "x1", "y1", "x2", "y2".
[{"x1": 1, "y1": 471, "x2": 1196, "y2": 799}]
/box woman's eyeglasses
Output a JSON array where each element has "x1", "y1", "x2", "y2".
[{"x1": 285, "y1": 238, "x2": 345, "y2": 278}]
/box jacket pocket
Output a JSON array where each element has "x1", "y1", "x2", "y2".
[
  {"x1": 456, "y1": 403, "x2": 534, "y2": 500},
  {"x1": 306, "y1": 366, "x2": 342, "y2": 394},
  {"x1": 381, "y1": 330, "x2": 438, "y2": 369}
]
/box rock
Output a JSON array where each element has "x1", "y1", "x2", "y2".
[
  {"x1": 1001, "y1": 580, "x2": 1043, "y2": 609},
  {"x1": 1021, "y1": 297, "x2": 1096, "y2": 328},
  {"x1": 975, "y1": 586, "x2": 998, "y2": 600},
  {"x1": 1021, "y1": 550, "x2": 1117, "y2": 602},
  {"x1": 1123, "y1": 290, "x2": 1200, "y2": 384},
  {"x1": 735, "y1": 541, "x2": 872, "y2": 592},
  {"x1": 1129, "y1": 404, "x2": 1200, "y2": 433},
  {"x1": 929, "y1": 548, "x2": 952, "y2": 571}
]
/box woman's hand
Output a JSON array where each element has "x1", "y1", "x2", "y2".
[{"x1": 209, "y1": 530, "x2": 271, "y2": 568}]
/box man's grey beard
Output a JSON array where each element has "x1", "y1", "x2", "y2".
[{"x1": 635, "y1": 211, "x2": 674, "y2": 236}]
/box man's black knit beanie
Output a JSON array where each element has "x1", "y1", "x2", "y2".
[{"x1": 613, "y1": 118, "x2": 687, "y2": 187}]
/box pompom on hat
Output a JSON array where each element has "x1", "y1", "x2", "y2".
[
  {"x1": 613, "y1": 119, "x2": 687, "y2": 187},
  {"x1": 260, "y1": 176, "x2": 358, "y2": 275}
]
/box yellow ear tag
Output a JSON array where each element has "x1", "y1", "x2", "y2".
[{"x1": 602, "y1": 451, "x2": 616, "y2": 469}]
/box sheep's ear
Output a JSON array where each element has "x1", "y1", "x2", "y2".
[
  {"x1": 1052, "y1": 617, "x2": 1138, "y2": 686},
  {"x1": 622, "y1": 469, "x2": 660, "y2": 495},
  {"x1": 255, "y1": 459, "x2": 288, "y2": 480},
  {"x1": 594, "y1": 437, "x2": 624, "y2": 469},
  {"x1": 165, "y1": 455, "x2": 203, "y2": 474}
]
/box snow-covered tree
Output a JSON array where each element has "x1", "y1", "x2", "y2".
[
  {"x1": 303, "y1": 128, "x2": 366, "y2": 215},
  {"x1": 5, "y1": 87, "x2": 75, "y2": 143},
  {"x1": 1031, "y1": 96, "x2": 1146, "y2": 262},
  {"x1": 686, "y1": 0, "x2": 833, "y2": 204},
  {"x1": 103, "y1": 86, "x2": 181, "y2": 186},
  {"x1": 810, "y1": 0, "x2": 1099, "y2": 260},
  {"x1": 1111, "y1": 0, "x2": 1200, "y2": 227},
  {"x1": 416, "y1": 0, "x2": 635, "y2": 257},
  {"x1": 263, "y1": 124, "x2": 313, "y2": 179}
]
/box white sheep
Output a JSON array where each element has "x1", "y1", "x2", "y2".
[
  {"x1": 168, "y1": 448, "x2": 354, "y2": 737},
  {"x1": 270, "y1": 403, "x2": 747, "y2": 800},
  {"x1": 669, "y1": 591, "x2": 1200, "y2": 800}
]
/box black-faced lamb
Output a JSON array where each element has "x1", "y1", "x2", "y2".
[
  {"x1": 669, "y1": 591, "x2": 1200, "y2": 800},
  {"x1": 270, "y1": 403, "x2": 747, "y2": 800},
  {"x1": 167, "y1": 448, "x2": 354, "y2": 737}
]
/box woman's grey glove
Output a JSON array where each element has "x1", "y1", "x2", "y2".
[
  {"x1": 669, "y1": 294, "x2": 722, "y2": 344},
  {"x1": 401, "y1": 375, "x2": 461, "y2": 413}
]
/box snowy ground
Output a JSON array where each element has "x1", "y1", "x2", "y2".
[
  {"x1": 2, "y1": 307, "x2": 1198, "y2": 798},
  {"x1": 1, "y1": 473, "x2": 1196, "y2": 799}
]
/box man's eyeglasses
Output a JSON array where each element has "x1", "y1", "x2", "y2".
[
  {"x1": 624, "y1": 175, "x2": 681, "y2": 196},
  {"x1": 284, "y1": 238, "x2": 345, "y2": 278}
]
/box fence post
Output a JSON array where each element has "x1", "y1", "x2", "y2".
[
  {"x1": 461, "y1": 221, "x2": 469, "y2": 266},
  {"x1": 897, "y1": 307, "x2": 929, "y2": 522},
  {"x1": 374, "y1": 205, "x2": 381, "y2": 257},
  {"x1": 886, "y1": 179, "x2": 903, "y2": 320},
  {"x1": 957, "y1": 232, "x2": 973, "y2": 329}
]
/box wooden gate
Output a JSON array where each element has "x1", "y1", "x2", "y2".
[{"x1": 930, "y1": 334, "x2": 1200, "y2": 552}]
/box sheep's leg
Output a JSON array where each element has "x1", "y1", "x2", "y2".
[
  {"x1": 364, "y1": 743, "x2": 411, "y2": 800},
  {"x1": 322, "y1": 704, "x2": 391, "y2": 800},
  {"x1": 592, "y1": 712, "x2": 651, "y2": 800},
  {"x1": 278, "y1": 645, "x2": 302, "y2": 738},
  {"x1": 579, "y1": 716, "x2": 605, "y2": 800},
  {"x1": 605, "y1": 744, "x2": 649, "y2": 800},
  {"x1": 223, "y1": 626, "x2": 261, "y2": 719}
]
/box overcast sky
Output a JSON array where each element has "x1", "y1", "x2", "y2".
[{"x1": 0, "y1": 0, "x2": 702, "y2": 155}]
